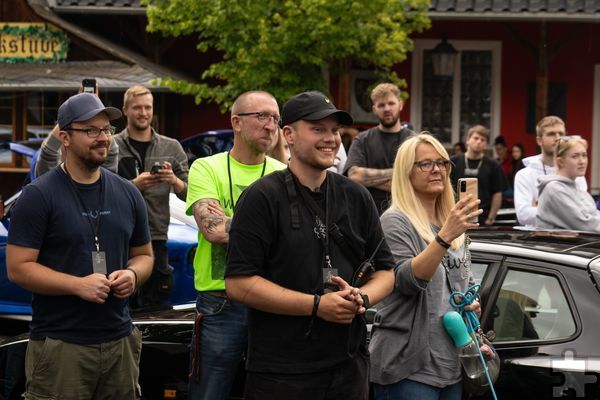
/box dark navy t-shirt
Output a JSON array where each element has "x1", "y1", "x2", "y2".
[{"x1": 8, "y1": 166, "x2": 150, "y2": 344}]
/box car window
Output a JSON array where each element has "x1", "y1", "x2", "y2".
[
  {"x1": 470, "y1": 261, "x2": 488, "y2": 285},
  {"x1": 491, "y1": 269, "x2": 576, "y2": 342}
]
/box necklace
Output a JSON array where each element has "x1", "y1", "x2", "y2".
[
  {"x1": 464, "y1": 154, "x2": 483, "y2": 176},
  {"x1": 227, "y1": 152, "x2": 266, "y2": 209}
]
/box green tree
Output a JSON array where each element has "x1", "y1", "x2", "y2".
[{"x1": 143, "y1": 0, "x2": 430, "y2": 110}]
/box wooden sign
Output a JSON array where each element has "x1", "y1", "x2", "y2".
[{"x1": 0, "y1": 22, "x2": 69, "y2": 63}]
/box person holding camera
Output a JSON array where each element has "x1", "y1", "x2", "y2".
[
  {"x1": 225, "y1": 91, "x2": 395, "y2": 399},
  {"x1": 369, "y1": 133, "x2": 482, "y2": 400},
  {"x1": 112, "y1": 85, "x2": 189, "y2": 307}
]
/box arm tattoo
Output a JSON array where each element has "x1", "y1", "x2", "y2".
[
  {"x1": 349, "y1": 167, "x2": 393, "y2": 186},
  {"x1": 192, "y1": 199, "x2": 231, "y2": 237}
]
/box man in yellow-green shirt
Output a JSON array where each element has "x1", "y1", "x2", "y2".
[{"x1": 185, "y1": 91, "x2": 286, "y2": 400}]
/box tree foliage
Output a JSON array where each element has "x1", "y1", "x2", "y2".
[{"x1": 143, "y1": 0, "x2": 431, "y2": 111}]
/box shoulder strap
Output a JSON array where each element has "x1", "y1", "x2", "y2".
[
  {"x1": 282, "y1": 168, "x2": 301, "y2": 229},
  {"x1": 283, "y1": 169, "x2": 362, "y2": 264}
]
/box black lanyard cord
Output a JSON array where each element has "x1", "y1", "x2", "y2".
[
  {"x1": 291, "y1": 172, "x2": 332, "y2": 268},
  {"x1": 62, "y1": 163, "x2": 105, "y2": 252},
  {"x1": 227, "y1": 152, "x2": 266, "y2": 210}
]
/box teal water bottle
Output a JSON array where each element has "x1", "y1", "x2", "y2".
[{"x1": 443, "y1": 311, "x2": 484, "y2": 379}]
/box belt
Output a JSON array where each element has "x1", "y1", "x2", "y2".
[{"x1": 203, "y1": 290, "x2": 228, "y2": 298}]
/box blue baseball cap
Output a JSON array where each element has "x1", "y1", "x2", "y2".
[{"x1": 58, "y1": 92, "x2": 122, "y2": 129}]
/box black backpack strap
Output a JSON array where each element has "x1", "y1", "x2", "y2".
[{"x1": 283, "y1": 168, "x2": 301, "y2": 229}]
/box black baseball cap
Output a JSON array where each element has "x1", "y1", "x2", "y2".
[
  {"x1": 58, "y1": 92, "x2": 122, "y2": 129},
  {"x1": 281, "y1": 91, "x2": 353, "y2": 126}
]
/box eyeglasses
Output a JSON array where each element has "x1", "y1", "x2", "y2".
[
  {"x1": 236, "y1": 112, "x2": 280, "y2": 124},
  {"x1": 413, "y1": 159, "x2": 453, "y2": 172},
  {"x1": 67, "y1": 126, "x2": 116, "y2": 138}
]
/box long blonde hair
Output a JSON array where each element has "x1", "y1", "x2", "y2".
[{"x1": 390, "y1": 133, "x2": 464, "y2": 250}]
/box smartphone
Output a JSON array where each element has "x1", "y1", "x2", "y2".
[
  {"x1": 82, "y1": 78, "x2": 96, "y2": 94},
  {"x1": 457, "y1": 178, "x2": 478, "y2": 223},
  {"x1": 150, "y1": 161, "x2": 163, "y2": 174}
]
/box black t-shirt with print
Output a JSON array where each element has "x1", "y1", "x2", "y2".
[{"x1": 226, "y1": 169, "x2": 394, "y2": 374}]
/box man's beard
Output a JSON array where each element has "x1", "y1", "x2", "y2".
[
  {"x1": 379, "y1": 113, "x2": 400, "y2": 129},
  {"x1": 82, "y1": 145, "x2": 108, "y2": 170}
]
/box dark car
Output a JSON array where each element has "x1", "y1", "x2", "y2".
[
  {"x1": 2, "y1": 228, "x2": 600, "y2": 399},
  {"x1": 180, "y1": 129, "x2": 234, "y2": 165},
  {"x1": 467, "y1": 228, "x2": 600, "y2": 399},
  {"x1": 0, "y1": 305, "x2": 245, "y2": 400}
]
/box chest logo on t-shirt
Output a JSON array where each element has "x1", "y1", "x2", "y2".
[{"x1": 81, "y1": 209, "x2": 111, "y2": 218}]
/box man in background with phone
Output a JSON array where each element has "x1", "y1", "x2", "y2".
[
  {"x1": 450, "y1": 125, "x2": 507, "y2": 225},
  {"x1": 112, "y1": 85, "x2": 189, "y2": 307}
]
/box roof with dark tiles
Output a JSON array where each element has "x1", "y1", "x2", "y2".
[
  {"x1": 428, "y1": 0, "x2": 600, "y2": 20},
  {"x1": 46, "y1": 0, "x2": 600, "y2": 19}
]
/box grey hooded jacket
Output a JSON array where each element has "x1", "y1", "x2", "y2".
[{"x1": 536, "y1": 175, "x2": 600, "y2": 232}]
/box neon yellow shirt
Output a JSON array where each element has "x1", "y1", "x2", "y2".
[{"x1": 185, "y1": 152, "x2": 286, "y2": 291}]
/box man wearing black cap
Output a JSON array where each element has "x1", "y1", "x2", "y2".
[
  {"x1": 225, "y1": 91, "x2": 395, "y2": 399},
  {"x1": 7, "y1": 92, "x2": 153, "y2": 399}
]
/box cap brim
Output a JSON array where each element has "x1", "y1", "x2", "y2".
[
  {"x1": 302, "y1": 109, "x2": 353, "y2": 126},
  {"x1": 74, "y1": 106, "x2": 122, "y2": 124}
]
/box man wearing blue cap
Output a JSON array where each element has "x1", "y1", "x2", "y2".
[
  {"x1": 7, "y1": 92, "x2": 153, "y2": 399},
  {"x1": 225, "y1": 91, "x2": 395, "y2": 399}
]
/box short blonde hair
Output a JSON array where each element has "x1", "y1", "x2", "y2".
[
  {"x1": 466, "y1": 125, "x2": 489, "y2": 142},
  {"x1": 123, "y1": 85, "x2": 152, "y2": 108},
  {"x1": 391, "y1": 133, "x2": 464, "y2": 250},
  {"x1": 370, "y1": 83, "x2": 401, "y2": 103},
  {"x1": 536, "y1": 115, "x2": 565, "y2": 137},
  {"x1": 555, "y1": 136, "x2": 588, "y2": 165}
]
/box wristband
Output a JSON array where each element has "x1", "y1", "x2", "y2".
[
  {"x1": 434, "y1": 234, "x2": 451, "y2": 249},
  {"x1": 305, "y1": 294, "x2": 321, "y2": 339},
  {"x1": 311, "y1": 294, "x2": 321, "y2": 318},
  {"x1": 126, "y1": 267, "x2": 138, "y2": 288}
]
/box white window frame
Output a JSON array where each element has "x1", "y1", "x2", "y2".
[{"x1": 410, "y1": 39, "x2": 502, "y2": 144}]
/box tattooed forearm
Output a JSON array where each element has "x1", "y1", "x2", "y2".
[
  {"x1": 348, "y1": 166, "x2": 393, "y2": 187},
  {"x1": 192, "y1": 199, "x2": 230, "y2": 244}
]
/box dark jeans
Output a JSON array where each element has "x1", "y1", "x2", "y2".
[
  {"x1": 187, "y1": 292, "x2": 248, "y2": 400},
  {"x1": 373, "y1": 379, "x2": 462, "y2": 400},
  {"x1": 244, "y1": 354, "x2": 369, "y2": 400},
  {"x1": 134, "y1": 240, "x2": 173, "y2": 307}
]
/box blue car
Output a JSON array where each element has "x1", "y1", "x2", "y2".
[{"x1": 0, "y1": 192, "x2": 199, "y2": 317}]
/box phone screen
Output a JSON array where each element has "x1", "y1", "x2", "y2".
[
  {"x1": 458, "y1": 178, "x2": 478, "y2": 223},
  {"x1": 82, "y1": 79, "x2": 96, "y2": 94}
]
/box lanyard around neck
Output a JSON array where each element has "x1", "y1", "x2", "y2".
[
  {"x1": 63, "y1": 163, "x2": 105, "y2": 252},
  {"x1": 291, "y1": 172, "x2": 333, "y2": 268},
  {"x1": 227, "y1": 152, "x2": 266, "y2": 210}
]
